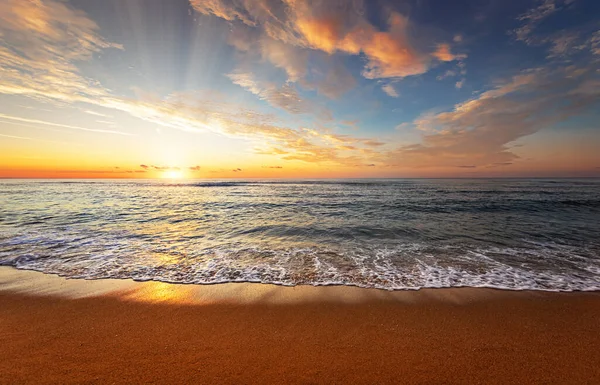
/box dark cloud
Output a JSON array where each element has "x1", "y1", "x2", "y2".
[{"x1": 151, "y1": 166, "x2": 180, "y2": 171}]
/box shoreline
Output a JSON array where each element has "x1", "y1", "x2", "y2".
[
  {"x1": 3, "y1": 266, "x2": 599, "y2": 305},
  {"x1": 5, "y1": 266, "x2": 600, "y2": 304},
  {"x1": 2, "y1": 267, "x2": 600, "y2": 384}
]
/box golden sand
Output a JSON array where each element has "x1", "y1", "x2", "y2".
[{"x1": 1, "y1": 268, "x2": 599, "y2": 384}]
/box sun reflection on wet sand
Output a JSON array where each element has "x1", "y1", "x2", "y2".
[{"x1": 0, "y1": 267, "x2": 542, "y2": 306}]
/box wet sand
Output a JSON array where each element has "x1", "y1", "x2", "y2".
[{"x1": 1, "y1": 268, "x2": 599, "y2": 384}]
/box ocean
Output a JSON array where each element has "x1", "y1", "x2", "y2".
[{"x1": 1, "y1": 179, "x2": 599, "y2": 291}]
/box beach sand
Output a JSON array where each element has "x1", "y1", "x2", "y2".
[{"x1": 1, "y1": 268, "x2": 599, "y2": 384}]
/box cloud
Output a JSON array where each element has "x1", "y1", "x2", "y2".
[
  {"x1": 232, "y1": 168, "x2": 242, "y2": 172},
  {"x1": 228, "y1": 72, "x2": 332, "y2": 119},
  {"x1": 512, "y1": 0, "x2": 563, "y2": 43},
  {"x1": 511, "y1": 0, "x2": 582, "y2": 48},
  {"x1": 192, "y1": 0, "x2": 464, "y2": 82},
  {"x1": 0, "y1": 0, "x2": 122, "y2": 105},
  {"x1": 389, "y1": 64, "x2": 600, "y2": 168},
  {"x1": 546, "y1": 31, "x2": 580, "y2": 57},
  {"x1": 136, "y1": 165, "x2": 183, "y2": 171},
  {"x1": 330, "y1": 12, "x2": 429, "y2": 79},
  {"x1": 84, "y1": 110, "x2": 111, "y2": 118},
  {"x1": 432, "y1": 44, "x2": 466, "y2": 62},
  {"x1": 306, "y1": 57, "x2": 356, "y2": 99},
  {"x1": 381, "y1": 84, "x2": 399, "y2": 98},
  {"x1": 589, "y1": 30, "x2": 600, "y2": 55},
  {"x1": 0, "y1": 133, "x2": 32, "y2": 140},
  {"x1": 510, "y1": 0, "x2": 600, "y2": 62},
  {"x1": 52, "y1": 168, "x2": 147, "y2": 175},
  {"x1": 437, "y1": 69, "x2": 457, "y2": 80},
  {"x1": 0, "y1": 0, "x2": 389, "y2": 169},
  {"x1": 139, "y1": 164, "x2": 201, "y2": 172},
  {"x1": 455, "y1": 79, "x2": 465, "y2": 89},
  {"x1": 228, "y1": 23, "x2": 356, "y2": 100},
  {"x1": 0, "y1": 113, "x2": 130, "y2": 136}
]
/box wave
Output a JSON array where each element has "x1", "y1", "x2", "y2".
[
  {"x1": 2, "y1": 178, "x2": 599, "y2": 292},
  {"x1": 2, "y1": 242, "x2": 599, "y2": 292}
]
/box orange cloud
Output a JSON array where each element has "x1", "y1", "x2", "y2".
[
  {"x1": 432, "y1": 44, "x2": 465, "y2": 62},
  {"x1": 292, "y1": 10, "x2": 429, "y2": 79},
  {"x1": 296, "y1": 16, "x2": 343, "y2": 54},
  {"x1": 192, "y1": 1, "x2": 463, "y2": 83}
]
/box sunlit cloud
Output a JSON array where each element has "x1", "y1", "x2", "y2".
[
  {"x1": 0, "y1": 0, "x2": 122, "y2": 105},
  {"x1": 0, "y1": 0, "x2": 598, "y2": 178},
  {"x1": 432, "y1": 44, "x2": 466, "y2": 62},
  {"x1": 390, "y1": 64, "x2": 600, "y2": 168},
  {"x1": 192, "y1": 0, "x2": 465, "y2": 82},
  {"x1": 0, "y1": 0, "x2": 383, "y2": 167}
]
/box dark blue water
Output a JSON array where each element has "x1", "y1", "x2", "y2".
[{"x1": 1, "y1": 179, "x2": 599, "y2": 291}]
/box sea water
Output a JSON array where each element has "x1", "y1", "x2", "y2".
[{"x1": 1, "y1": 179, "x2": 599, "y2": 291}]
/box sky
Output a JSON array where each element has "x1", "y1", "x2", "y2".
[{"x1": 0, "y1": 0, "x2": 599, "y2": 179}]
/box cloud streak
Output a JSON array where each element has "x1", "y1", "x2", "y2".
[
  {"x1": 0, "y1": 113, "x2": 131, "y2": 136},
  {"x1": 391, "y1": 64, "x2": 600, "y2": 168}
]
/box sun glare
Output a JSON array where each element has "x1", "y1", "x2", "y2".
[{"x1": 163, "y1": 170, "x2": 184, "y2": 179}]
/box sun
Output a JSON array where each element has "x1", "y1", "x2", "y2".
[{"x1": 162, "y1": 170, "x2": 184, "y2": 179}]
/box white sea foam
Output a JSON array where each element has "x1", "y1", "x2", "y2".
[{"x1": 1, "y1": 237, "x2": 599, "y2": 292}]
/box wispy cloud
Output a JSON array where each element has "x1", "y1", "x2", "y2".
[
  {"x1": 0, "y1": 133, "x2": 32, "y2": 140},
  {"x1": 390, "y1": 64, "x2": 600, "y2": 168},
  {"x1": 0, "y1": 0, "x2": 122, "y2": 105},
  {"x1": 381, "y1": 84, "x2": 399, "y2": 98},
  {"x1": 0, "y1": 113, "x2": 131, "y2": 136},
  {"x1": 227, "y1": 72, "x2": 332, "y2": 119},
  {"x1": 2, "y1": 0, "x2": 597, "y2": 177},
  {"x1": 84, "y1": 110, "x2": 111, "y2": 118},
  {"x1": 0, "y1": 0, "x2": 385, "y2": 167}
]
